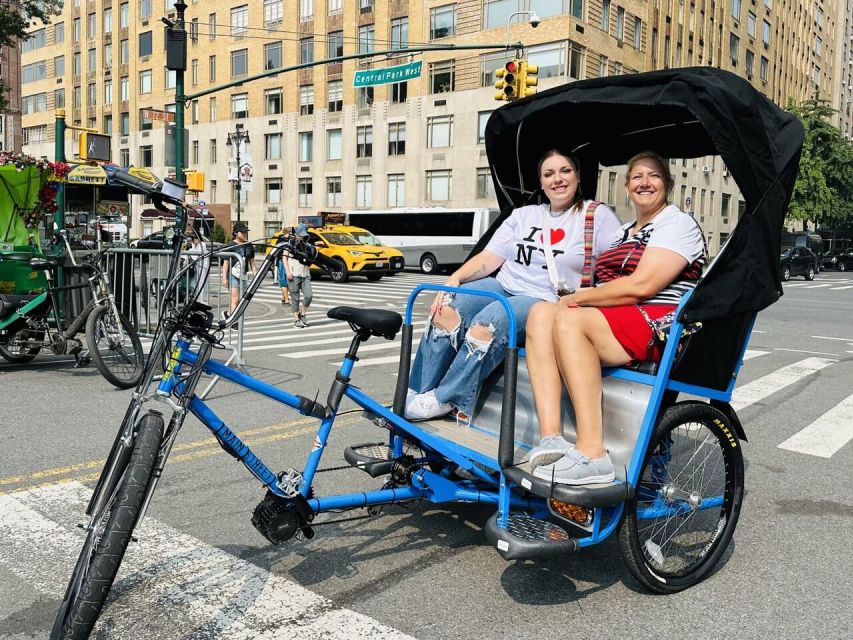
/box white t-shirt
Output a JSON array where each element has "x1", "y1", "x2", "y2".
[{"x1": 485, "y1": 201, "x2": 622, "y2": 301}]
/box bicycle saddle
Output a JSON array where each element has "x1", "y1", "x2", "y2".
[
  {"x1": 28, "y1": 256, "x2": 61, "y2": 271},
  {"x1": 327, "y1": 306, "x2": 403, "y2": 339}
]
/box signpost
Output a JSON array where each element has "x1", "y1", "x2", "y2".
[{"x1": 353, "y1": 61, "x2": 422, "y2": 87}]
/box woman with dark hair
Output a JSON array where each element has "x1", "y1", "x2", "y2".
[
  {"x1": 525, "y1": 151, "x2": 707, "y2": 485},
  {"x1": 406, "y1": 149, "x2": 622, "y2": 423}
]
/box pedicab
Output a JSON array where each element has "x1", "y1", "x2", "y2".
[{"x1": 53, "y1": 66, "x2": 803, "y2": 639}]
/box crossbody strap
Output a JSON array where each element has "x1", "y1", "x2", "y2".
[{"x1": 580, "y1": 201, "x2": 600, "y2": 287}]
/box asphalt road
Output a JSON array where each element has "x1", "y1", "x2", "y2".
[{"x1": 1, "y1": 270, "x2": 852, "y2": 640}]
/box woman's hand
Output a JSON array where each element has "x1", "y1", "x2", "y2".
[
  {"x1": 559, "y1": 287, "x2": 590, "y2": 308},
  {"x1": 431, "y1": 275, "x2": 460, "y2": 316}
]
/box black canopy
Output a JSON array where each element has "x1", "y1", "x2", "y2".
[{"x1": 482, "y1": 66, "x2": 804, "y2": 325}]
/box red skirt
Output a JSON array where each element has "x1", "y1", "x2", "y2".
[{"x1": 596, "y1": 304, "x2": 677, "y2": 362}]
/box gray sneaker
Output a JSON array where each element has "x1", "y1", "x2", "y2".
[
  {"x1": 528, "y1": 435, "x2": 573, "y2": 469},
  {"x1": 532, "y1": 449, "x2": 615, "y2": 486}
]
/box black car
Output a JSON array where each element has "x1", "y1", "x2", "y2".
[
  {"x1": 780, "y1": 246, "x2": 817, "y2": 281},
  {"x1": 131, "y1": 231, "x2": 171, "y2": 250}
]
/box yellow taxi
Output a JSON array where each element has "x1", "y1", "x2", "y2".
[
  {"x1": 324, "y1": 225, "x2": 405, "y2": 274},
  {"x1": 306, "y1": 225, "x2": 397, "y2": 283}
]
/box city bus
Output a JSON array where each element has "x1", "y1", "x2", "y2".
[{"x1": 344, "y1": 208, "x2": 500, "y2": 273}]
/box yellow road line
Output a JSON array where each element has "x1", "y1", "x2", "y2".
[{"x1": 0, "y1": 413, "x2": 369, "y2": 495}]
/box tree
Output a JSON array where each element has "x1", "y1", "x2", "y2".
[
  {"x1": 786, "y1": 96, "x2": 853, "y2": 229},
  {"x1": 0, "y1": 1, "x2": 63, "y2": 112}
]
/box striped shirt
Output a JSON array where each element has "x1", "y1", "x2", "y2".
[{"x1": 594, "y1": 205, "x2": 706, "y2": 306}]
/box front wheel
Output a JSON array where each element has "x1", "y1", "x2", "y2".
[
  {"x1": 617, "y1": 402, "x2": 744, "y2": 594},
  {"x1": 805, "y1": 266, "x2": 815, "y2": 281},
  {"x1": 86, "y1": 305, "x2": 144, "y2": 389},
  {"x1": 329, "y1": 258, "x2": 349, "y2": 283},
  {"x1": 419, "y1": 253, "x2": 439, "y2": 274},
  {"x1": 51, "y1": 412, "x2": 163, "y2": 640},
  {"x1": 0, "y1": 322, "x2": 45, "y2": 363},
  {"x1": 838, "y1": 261, "x2": 848, "y2": 272},
  {"x1": 782, "y1": 265, "x2": 791, "y2": 281}
]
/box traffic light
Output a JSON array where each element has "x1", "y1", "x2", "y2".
[
  {"x1": 494, "y1": 59, "x2": 521, "y2": 101},
  {"x1": 519, "y1": 61, "x2": 539, "y2": 99},
  {"x1": 79, "y1": 132, "x2": 111, "y2": 162}
]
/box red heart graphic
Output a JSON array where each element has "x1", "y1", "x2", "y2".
[{"x1": 539, "y1": 228, "x2": 566, "y2": 245}]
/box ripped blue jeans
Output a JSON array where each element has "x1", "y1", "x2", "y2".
[{"x1": 409, "y1": 277, "x2": 540, "y2": 417}]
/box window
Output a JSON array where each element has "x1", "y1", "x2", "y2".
[
  {"x1": 139, "y1": 31, "x2": 152, "y2": 57},
  {"x1": 814, "y1": 37, "x2": 822, "y2": 57},
  {"x1": 231, "y1": 49, "x2": 248, "y2": 77},
  {"x1": 391, "y1": 17, "x2": 408, "y2": 50},
  {"x1": 209, "y1": 139, "x2": 217, "y2": 163},
  {"x1": 140, "y1": 0, "x2": 151, "y2": 20},
  {"x1": 209, "y1": 97, "x2": 217, "y2": 120},
  {"x1": 357, "y1": 87, "x2": 374, "y2": 109},
  {"x1": 140, "y1": 110, "x2": 153, "y2": 131},
  {"x1": 55, "y1": 22, "x2": 65, "y2": 44},
  {"x1": 22, "y1": 94, "x2": 47, "y2": 115},
  {"x1": 73, "y1": 17, "x2": 81, "y2": 42},
  {"x1": 22, "y1": 62, "x2": 47, "y2": 84},
  {"x1": 328, "y1": 80, "x2": 343, "y2": 111},
  {"x1": 72, "y1": 53, "x2": 81, "y2": 76},
  {"x1": 87, "y1": 13, "x2": 96, "y2": 38},
  {"x1": 103, "y1": 9, "x2": 111, "y2": 34},
  {"x1": 729, "y1": 33, "x2": 739, "y2": 65},
  {"x1": 528, "y1": 41, "x2": 568, "y2": 79},
  {"x1": 426, "y1": 170, "x2": 451, "y2": 201},
  {"x1": 812, "y1": 65, "x2": 820, "y2": 86},
  {"x1": 22, "y1": 126, "x2": 48, "y2": 145},
  {"x1": 300, "y1": 85, "x2": 314, "y2": 115},
  {"x1": 231, "y1": 5, "x2": 248, "y2": 36},
  {"x1": 747, "y1": 12, "x2": 756, "y2": 37},
  {"x1": 388, "y1": 122, "x2": 406, "y2": 155},
  {"x1": 139, "y1": 70, "x2": 152, "y2": 93},
  {"x1": 72, "y1": 86, "x2": 81, "y2": 108},
  {"x1": 477, "y1": 111, "x2": 492, "y2": 144},
  {"x1": 191, "y1": 140, "x2": 199, "y2": 164},
  {"x1": 760, "y1": 56, "x2": 768, "y2": 82},
  {"x1": 165, "y1": 68, "x2": 176, "y2": 89},
  {"x1": 358, "y1": 24, "x2": 375, "y2": 53},
  {"x1": 477, "y1": 167, "x2": 495, "y2": 200},
  {"x1": 570, "y1": 0, "x2": 583, "y2": 19},
  {"x1": 356, "y1": 126, "x2": 373, "y2": 158},
  {"x1": 88, "y1": 82, "x2": 97, "y2": 105},
  {"x1": 120, "y1": 147, "x2": 130, "y2": 166},
  {"x1": 615, "y1": 7, "x2": 624, "y2": 41},
  {"x1": 328, "y1": 31, "x2": 343, "y2": 58},
  {"x1": 209, "y1": 55, "x2": 216, "y2": 81},
  {"x1": 191, "y1": 100, "x2": 199, "y2": 123},
  {"x1": 120, "y1": 3, "x2": 129, "y2": 28},
  {"x1": 430, "y1": 4, "x2": 455, "y2": 39},
  {"x1": 265, "y1": 89, "x2": 283, "y2": 114},
  {"x1": 599, "y1": 54, "x2": 608, "y2": 77},
  {"x1": 265, "y1": 133, "x2": 283, "y2": 160},
  {"x1": 104, "y1": 115, "x2": 112, "y2": 134},
  {"x1": 120, "y1": 76, "x2": 129, "y2": 100},
  {"x1": 191, "y1": 58, "x2": 198, "y2": 85},
  {"x1": 298, "y1": 178, "x2": 313, "y2": 207},
  {"x1": 87, "y1": 48, "x2": 96, "y2": 71},
  {"x1": 356, "y1": 176, "x2": 372, "y2": 208},
  {"x1": 300, "y1": 37, "x2": 314, "y2": 64},
  {"x1": 392, "y1": 82, "x2": 407, "y2": 103},
  {"x1": 141, "y1": 146, "x2": 153, "y2": 167},
  {"x1": 265, "y1": 41, "x2": 282, "y2": 70},
  {"x1": 298, "y1": 131, "x2": 313, "y2": 162},
  {"x1": 120, "y1": 112, "x2": 130, "y2": 135},
  {"x1": 104, "y1": 43, "x2": 112, "y2": 68},
  {"x1": 326, "y1": 177, "x2": 342, "y2": 207},
  {"x1": 601, "y1": 0, "x2": 610, "y2": 31},
  {"x1": 329, "y1": 0, "x2": 343, "y2": 13},
  {"x1": 427, "y1": 115, "x2": 453, "y2": 147},
  {"x1": 120, "y1": 39, "x2": 129, "y2": 65},
  {"x1": 633, "y1": 17, "x2": 641, "y2": 49},
  {"x1": 54, "y1": 89, "x2": 65, "y2": 108},
  {"x1": 568, "y1": 42, "x2": 584, "y2": 80},
  {"x1": 265, "y1": 178, "x2": 283, "y2": 204},
  {"x1": 231, "y1": 93, "x2": 248, "y2": 118},
  {"x1": 327, "y1": 129, "x2": 342, "y2": 160},
  {"x1": 762, "y1": 20, "x2": 770, "y2": 46},
  {"x1": 387, "y1": 174, "x2": 405, "y2": 206},
  {"x1": 745, "y1": 49, "x2": 755, "y2": 78},
  {"x1": 430, "y1": 60, "x2": 455, "y2": 93},
  {"x1": 300, "y1": 0, "x2": 313, "y2": 20},
  {"x1": 209, "y1": 13, "x2": 217, "y2": 40},
  {"x1": 22, "y1": 29, "x2": 47, "y2": 52},
  {"x1": 264, "y1": 0, "x2": 283, "y2": 26},
  {"x1": 189, "y1": 17, "x2": 199, "y2": 42}
]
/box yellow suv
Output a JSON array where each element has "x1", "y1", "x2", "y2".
[
  {"x1": 324, "y1": 225, "x2": 405, "y2": 274},
  {"x1": 307, "y1": 226, "x2": 396, "y2": 283}
]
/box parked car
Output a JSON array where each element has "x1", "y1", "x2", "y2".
[
  {"x1": 307, "y1": 228, "x2": 395, "y2": 282},
  {"x1": 130, "y1": 231, "x2": 172, "y2": 250},
  {"x1": 780, "y1": 246, "x2": 817, "y2": 281},
  {"x1": 90, "y1": 215, "x2": 128, "y2": 244},
  {"x1": 781, "y1": 231, "x2": 823, "y2": 272}
]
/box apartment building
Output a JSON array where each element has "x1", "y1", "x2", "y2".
[
  {"x1": 1, "y1": 44, "x2": 23, "y2": 151},
  {"x1": 19, "y1": 1, "x2": 840, "y2": 252}
]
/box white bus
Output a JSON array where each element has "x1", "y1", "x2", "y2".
[{"x1": 344, "y1": 208, "x2": 500, "y2": 273}]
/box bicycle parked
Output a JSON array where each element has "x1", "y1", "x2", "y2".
[{"x1": 0, "y1": 229, "x2": 144, "y2": 388}]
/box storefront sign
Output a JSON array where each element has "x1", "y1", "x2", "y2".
[{"x1": 67, "y1": 164, "x2": 108, "y2": 185}]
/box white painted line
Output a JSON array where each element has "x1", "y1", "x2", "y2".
[
  {"x1": 341, "y1": 353, "x2": 418, "y2": 367},
  {"x1": 283, "y1": 329, "x2": 426, "y2": 358},
  {"x1": 0, "y1": 482, "x2": 414, "y2": 639},
  {"x1": 731, "y1": 357, "x2": 837, "y2": 411},
  {"x1": 830, "y1": 285, "x2": 853, "y2": 290},
  {"x1": 742, "y1": 350, "x2": 769, "y2": 360},
  {"x1": 801, "y1": 283, "x2": 832, "y2": 289},
  {"x1": 778, "y1": 394, "x2": 853, "y2": 458},
  {"x1": 774, "y1": 348, "x2": 841, "y2": 357},
  {"x1": 812, "y1": 335, "x2": 853, "y2": 342},
  {"x1": 782, "y1": 282, "x2": 809, "y2": 287}
]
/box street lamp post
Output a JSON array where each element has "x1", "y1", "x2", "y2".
[
  {"x1": 226, "y1": 124, "x2": 251, "y2": 223},
  {"x1": 505, "y1": 10, "x2": 541, "y2": 50}
]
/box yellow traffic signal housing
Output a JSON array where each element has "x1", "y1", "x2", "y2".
[
  {"x1": 520, "y1": 61, "x2": 539, "y2": 99},
  {"x1": 494, "y1": 60, "x2": 521, "y2": 101},
  {"x1": 79, "y1": 132, "x2": 111, "y2": 162},
  {"x1": 185, "y1": 170, "x2": 205, "y2": 193}
]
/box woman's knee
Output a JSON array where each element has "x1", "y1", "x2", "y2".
[
  {"x1": 526, "y1": 302, "x2": 559, "y2": 337},
  {"x1": 432, "y1": 305, "x2": 461, "y2": 333}
]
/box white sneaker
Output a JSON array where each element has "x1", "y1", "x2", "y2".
[{"x1": 405, "y1": 390, "x2": 452, "y2": 421}]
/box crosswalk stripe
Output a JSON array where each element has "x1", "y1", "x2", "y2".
[
  {"x1": 283, "y1": 329, "x2": 426, "y2": 358},
  {"x1": 731, "y1": 357, "x2": 837, "y2": 411},
  {"x1": 831, "y1": 285, "x2": 853, "y2": 290},
  {"x1": 742, "y1": 349, "x2": 769, "y2": 360},
  {"x1": 0, "y1": 482, "x2": 414, "y2": 639},
  {"x1": 801, "y1": 284, "x2": 832, "y2": 289},
  {"x1": 777, "y1": 394, "x2": 853, "y2": 458}
]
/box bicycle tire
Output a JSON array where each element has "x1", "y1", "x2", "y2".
[
  {"x1": 51, "y1": 411, "x2": 163, "y2": 640},
  {"x1": 617, "y1": 402, "x2": 744, "y2": 594},
  {"x1": 86, "y1": 305, "x2": 144, "y2": 389},
  {"x1": 0, "y1": 322, "x2": 44, "y2": 363}
]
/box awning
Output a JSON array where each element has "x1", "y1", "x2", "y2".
[{"x1": 66, "y1": 164, "x2": 108, "y2": 185}]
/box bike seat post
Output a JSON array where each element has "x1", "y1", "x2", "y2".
[{"x1": 326, "y1": 329, "x2": 370, "y2": 414}]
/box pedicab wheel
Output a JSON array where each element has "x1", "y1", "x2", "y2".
[
  {"x1": 617, "y1": 402, "x2": 744, "y2": 594},
  {"x1": 0, "y1": 323, "x2": 44, "y2": 363},
  {"x1": 86, "y1": 305, "x2": 145, "y2": 389},
  {"x1": 50, "y1": 412, "x2": 163, "y2": 640}
]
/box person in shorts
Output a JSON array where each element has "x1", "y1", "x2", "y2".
[
  {"x1": 283, "y1": 224, "x2": 314, "y2": 328},
  {"x1": 221, "y1": 222, "x2": 256, "y2": 320}
]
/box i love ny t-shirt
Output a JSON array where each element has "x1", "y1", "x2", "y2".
[{"x1": 485, "y1": 201, "x2": 622, "y2": 301}]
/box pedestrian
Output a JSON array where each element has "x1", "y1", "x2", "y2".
[
  {"x1": 274, "y1": 226, "x2": 292, "y2": 306},
  {"x1": 186, "y1": 225, "x2": 211, "y2": 305},
  {"x1": 284, "y1": 224, "x2": 314, "y2": 328},
  {"x1": 221, "y1": 222, "x2": 256, "y2": 322}
]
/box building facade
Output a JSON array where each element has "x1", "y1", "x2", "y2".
[
  {"x1": 1, "y1": 43, "x2": 23, "y2": 152},
  {"x1": 19, "y1": 0, "x2": 841, "y2": 253}
]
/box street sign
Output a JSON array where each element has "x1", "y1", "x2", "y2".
[
  {"x1": 142, "y1": 108, "x2": 176, "y2": 123},
  {"x1": 353, "y1": 61, "x2": 422, "y2": 87}
]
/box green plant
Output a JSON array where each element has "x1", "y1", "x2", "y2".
[{"x1": 211, "y1": 223, "x2": 226, "y2": 243}]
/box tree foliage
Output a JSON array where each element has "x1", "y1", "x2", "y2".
[
  {"x1": 0, "y1": 1, "x2": 63, "y2": 112},
  {"x1": 786, "y1": 96, "x2": 853, "y2": 228}
]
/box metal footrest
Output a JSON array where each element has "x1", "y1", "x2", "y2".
[
  {"x1": 484, "y1": 512, "x2": 578, "y2": 560},
  {"x1": 343, "y1": 442, "x2": 396, "y2": 478},
  {"x1": 504, "y1": 464, "x2": 632, "y2": 508}
]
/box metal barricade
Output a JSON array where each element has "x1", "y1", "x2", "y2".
[{"x1": 104, "y1": 248, "x2": 247, "y2": 369}]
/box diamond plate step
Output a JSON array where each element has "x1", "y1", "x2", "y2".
[
  {"x1": 484, "y1": 512, "x2": 578, "y2": 560},
  {"x1": 343, "y1": 442, "x2": 396, "y2": 477}
]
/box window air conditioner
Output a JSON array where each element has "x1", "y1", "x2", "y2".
[{"x1": 702, "y1": 165, "x2": 711, "y2": 174}]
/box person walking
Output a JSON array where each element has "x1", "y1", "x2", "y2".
[
  {"x1": 284, "y1": 224, "x2": 313, "y2": 328},
  {"x1": 274, "y1": 227, "x2": 292, "y2": 306},
  {"x1": 221, "y1": 222, "x2": 256, "y2": 324}
]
